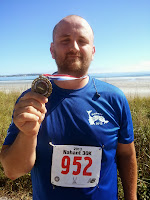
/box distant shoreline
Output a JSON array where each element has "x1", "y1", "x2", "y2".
[
  {"x1": 0, "y1": 76, "x2": 150, "y2": 97},
  {"x1": 1, "y1": 71, "x2": 150, "y2": 78}
]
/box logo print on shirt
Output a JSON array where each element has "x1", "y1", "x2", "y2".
[{"x1": 87, "y1": 110, "x2": 109, "y2": 125}]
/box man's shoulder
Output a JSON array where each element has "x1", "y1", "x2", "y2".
[{"x1": 93, "y1": 78, "x2": 124, "y2": 97}]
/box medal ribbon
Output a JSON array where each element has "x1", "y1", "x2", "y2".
[{"x1": 43, "y1": 74, "x2": 88, "y2": 81}]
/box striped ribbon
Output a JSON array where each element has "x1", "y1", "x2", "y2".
[{"x1": 43, "y1": 74, "x2": 88, "y2": 81}]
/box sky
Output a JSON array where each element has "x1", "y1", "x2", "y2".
[{"x1": 0, "y1": 0, "x2": 150, "y2": 75}]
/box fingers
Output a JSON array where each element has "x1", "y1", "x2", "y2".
[
  {"x1": 14, "y1": 107, "x2": 46, "y2": 123},
  {"x1": 14, "y1": 112, "x2": 40, "y2": 123},
  {"x1": 14, "y1": 92, "x2": 47, "y2": 119},
  {"x1": 13, "y1": 91, "x2": 48, "y2": 135},
  {"x1": 21, "y1": 91, "x2": 48, "y2": 104},
  {"x1": 14, "y1": 99, "x2": 47, "y2": 115}
]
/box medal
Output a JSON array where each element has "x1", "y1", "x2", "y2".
[
  {"x1": 31, "y1": 75, "x2": 52, "y2": 97},
  {"x1": 31, "y1": 73, "x2": 88, "y2": 97}
]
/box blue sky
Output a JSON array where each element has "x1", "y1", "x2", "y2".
[{"x1": 0, "y1": 0, "x2": 150, "y2": 75}]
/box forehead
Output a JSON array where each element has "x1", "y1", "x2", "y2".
[{"x1": 53, "y1": 17, "x2": 93, "y2": 41}]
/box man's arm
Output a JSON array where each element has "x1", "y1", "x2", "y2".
[
  {"x1": 117, "y1": 142, "x2": 137, "y2": 200},
  {"x1": 0, "y1": 133, "x2": 37, "y2": 180},
  {"x1": 0, "y1": 92, "x2": 48, "y2": 180}
]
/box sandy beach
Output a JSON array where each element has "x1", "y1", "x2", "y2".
[
  {"x1": 99, "y1": 76, "x2": 150, "y2": 97},
  {"x1": 0, "y1": 80, "x2": 31, "y2": 94},
  {"x1": 0, "y1": 76, "x2": 150, "y2": 97}
]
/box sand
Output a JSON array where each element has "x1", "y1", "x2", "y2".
[
  {"x1": 0, "y1": 76, "x2": 150, "y2": 97},
  {"x1": 0, "y1": 80, "x2": 31, "y2": 93},
  {"x1": 99, "y1": 76, "x2": 150, "y2": 97}
]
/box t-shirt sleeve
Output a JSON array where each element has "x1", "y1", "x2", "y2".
[
  {"x1": 118, "y1": 94, "x2": 134, "y2": 144},
  {"x1": 3, "y1": 119, "x2": 20, "y2": 145},
  {"x1": 3, "y1": 89, "x2": 30, "y2": 145}
]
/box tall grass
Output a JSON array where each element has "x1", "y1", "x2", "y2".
[
  {"x1": 0, "y1": 92, "x2": 150, "y2": 199},
  {"x1": 129, "y1": 97, "x2": 150, "y2": 199},
  {"x1": 0, "y1": 92, "x2": 32, "y2": 199}
]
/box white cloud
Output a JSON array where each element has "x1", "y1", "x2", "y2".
[
  {"x1": 89, "y1": 60, "x2": 150, "y2": 73},
  {"x1": 119, "y1": 61, "x2": 150, "y2": 73}
]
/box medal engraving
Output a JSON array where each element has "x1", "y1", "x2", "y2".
[{"x1": 31, "y1": 75, "x2": 52, "y2": 97}]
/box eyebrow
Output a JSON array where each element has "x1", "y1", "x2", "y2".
[
  {"x1": 79, "y1": 36, "x2": 88, "y2": 40},
  {"x1": 59, "y1": 34, "x2": 88, "y2": 40},
  {"x1": 59, "y1": 34, "x2": 71, "y2": 38}
]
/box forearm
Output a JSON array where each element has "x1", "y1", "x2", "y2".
[
  {"x1": 0, "y1": 131, "x2": 37, "y2": 180},
  {"x1": 117, "y1": 153, "x2": 137, "y2": 200},
  {"x1": 0, "y1": 91, "x2": 47, "y2": 180}
]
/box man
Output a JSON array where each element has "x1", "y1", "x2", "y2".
[{"x1": 0, "y1": 15, "x2": 137, "y2": 199}]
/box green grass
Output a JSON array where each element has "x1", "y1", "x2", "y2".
[
  {"x1": 129, "y1": 97, "x2": 150, "y2": 200},
  {"x1": 0, "y1": 92, "x2": 150, "y2": 199}
]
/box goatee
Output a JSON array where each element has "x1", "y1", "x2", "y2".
[{"x1": 54, "y1": 51, "x2": 91, "y2": 77}]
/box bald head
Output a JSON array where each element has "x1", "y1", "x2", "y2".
[
  {"x1": 50, "y1": 14, "x2": 95, "y2": 77},
  {"x1": 52, "y1": 15, "x2": 94, "y2": 43}
]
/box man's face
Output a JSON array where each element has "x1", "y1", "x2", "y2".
[{"x1": 50, "y1": 17, "x2": 95, "y2": 77}]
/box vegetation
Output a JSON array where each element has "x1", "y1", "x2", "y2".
[
  {"x1": 118, "y1": 96, "x2": 150, "y2": 199},
  {"x1": 0, "y1": 92, "x2": 150, "y2": 199}
]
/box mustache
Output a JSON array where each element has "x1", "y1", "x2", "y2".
[{"x1": 66, "y1": 52, "x2": 82, "y2": 57}]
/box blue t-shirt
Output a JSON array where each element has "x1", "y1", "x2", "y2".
[{"x1": 4, "y1": 77, "x2": 134, "y2": 200}]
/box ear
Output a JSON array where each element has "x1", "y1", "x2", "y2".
[
  {"x1": 91, "y1": 45, "x2": 95, "y2": 60},
  {"x1": 50, "y1": 43, "x2": 55, "y2": 59}
]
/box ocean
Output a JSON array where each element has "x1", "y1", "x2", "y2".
[
  {"x1": 0, "y1": 72, "x2": 150, "y2": 82},
  {"x1": 0, "y1": 72, "x2": 150, "y2": 97},
  {"x1": 0, "y1": 75, "x2": 39, "y2": 82}
]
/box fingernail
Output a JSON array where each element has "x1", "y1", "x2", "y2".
[
  {"x1": 41, "y1": 114, "x2": 45, "y2": 121},
  {"x1": 45, "y1": 98, "x2": 48, "y2": 103},
  {"x1": 36, "y1": 116, "x2": 39, "y2": 121}
]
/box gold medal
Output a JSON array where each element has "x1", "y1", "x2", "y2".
[{"x1": 31, "y1": 75, "x2": 52, "y2": 97}]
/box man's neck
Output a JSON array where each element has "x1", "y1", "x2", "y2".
[{"x1": 54, "y1": 76, "x2": 89, "y2": 90}]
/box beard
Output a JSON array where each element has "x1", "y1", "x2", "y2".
[{"x1": 54, "y1": 50, "x2": 92, "y2": 77}]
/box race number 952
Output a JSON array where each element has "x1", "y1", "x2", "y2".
[{"x1": 61, "y1": 156, "x2": 92, "y2": 176}]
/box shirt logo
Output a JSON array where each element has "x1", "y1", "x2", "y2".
[{"x1": 87, "y1": 110, "x2": 109, "y2": 125}]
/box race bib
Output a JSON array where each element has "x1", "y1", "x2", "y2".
[{"x1": 51, "y1": 144, "x2": 102, "y2": 188}]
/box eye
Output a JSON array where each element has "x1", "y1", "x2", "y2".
[
  {"x1": 78, "y1": 39, "x2": 88, "y2": 45},
  {"x1": 61, "y1": 38, "x2": 70, "y2": 44}
]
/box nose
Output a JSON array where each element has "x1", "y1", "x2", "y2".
[{"x1": 70, "y1": 40, "x2": 80, "y2": 52}]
